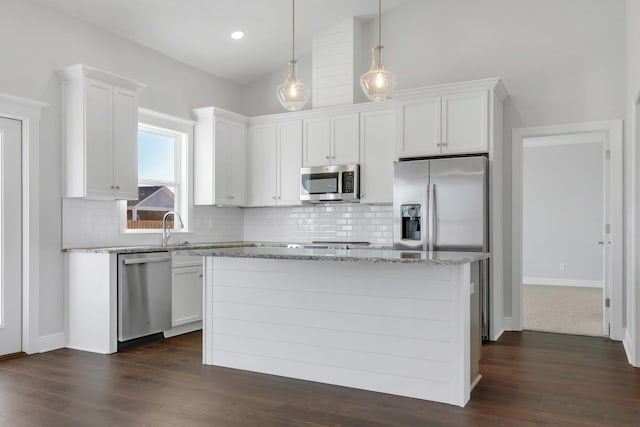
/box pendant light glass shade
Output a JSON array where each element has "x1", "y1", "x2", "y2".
[
  {"x1": 277, "y1": 0, "x2": 310, "y2": 111},
  {"x1": 277, "y1": 60, "x2": 310, "y2": 111},
  {"x1": 360, "y1": 0, "x2": 396, "y2": 102},
  {"x1": 360, "y1": 45, "x2": 396, "y2": 102}
]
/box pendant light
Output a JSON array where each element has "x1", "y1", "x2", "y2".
[
  {"x1": 277, "y1": 0, "x2": 310, "y2": 111},
  {"x1": 360, "y1": 0, "x2": 397, "y2": 102}
]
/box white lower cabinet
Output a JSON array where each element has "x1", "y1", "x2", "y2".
[{"x1": 171, "y1": 256, "x2": 203, "y2": 327}]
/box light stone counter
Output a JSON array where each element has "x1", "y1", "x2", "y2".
[{"x1": 178, "y1": 245, "x2": 489, "y2": 265}]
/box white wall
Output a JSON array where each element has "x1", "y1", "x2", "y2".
[
  {"x1": 243, "y1": 204, "x2": 392, "y2": 245},
  {"x1": 522, "y1": 141, "x2": 604, "y2": 287},
  {"x1": 243, "y1": 0, "x2": 626, "y2": 320},
  {"x1": 625, "y1": 0, "x2": 640, "y2": 365},
  {"x1": 0, "y1": 0, "x2": 244, "y2": 339}
]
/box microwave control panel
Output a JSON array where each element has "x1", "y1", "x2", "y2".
[{"x1": 343, "y1": 172, "x2": 355, "y2": 194}]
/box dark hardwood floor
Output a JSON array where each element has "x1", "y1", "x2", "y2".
[{"x1": 1, "y1": 331, "x2": 639, "y2": 426}]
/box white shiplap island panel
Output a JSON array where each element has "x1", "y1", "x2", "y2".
[{"x1": 202, "y1": 256, "x2": 475, "y2": 407}]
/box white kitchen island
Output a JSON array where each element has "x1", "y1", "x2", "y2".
[{"x1": 180, "y1": 246, "x2": 487, "y2": 407}]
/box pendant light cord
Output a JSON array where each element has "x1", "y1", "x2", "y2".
[
  {"x1": 292, "y1": 0, "x2": 296, "y2": 61},
  {"x1": 378, "y1": 0, "x2": 382, "y2": 47}
]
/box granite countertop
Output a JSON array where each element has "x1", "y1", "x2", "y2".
[
  {"x1": 175, "y1": 245, "x2": 489, "y2": 265},
  {"x1": 63, "y1": 241, "x2": 253, "y2": 254}
]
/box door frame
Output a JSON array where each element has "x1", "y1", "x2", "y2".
[
  {"x1": 0, "y1": 93, "x2": 46, "y2": 354},
  {"x1": 512, "y1": 120, "x2": 623, "y2": 340}
]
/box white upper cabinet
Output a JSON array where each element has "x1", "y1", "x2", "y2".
[
  {"x1": 276, "y1": 119, "x2": 303, "y2": 206},
  {"x1": 360, "y1": 108, "x2": 395, "y2": 204},
  {"x1": 193, "y1": 107, "x2": 248, "y2": 206},
  {"x1": 396, "y1": 88, "x2": 491, "y2": 158},
  {"x1": 396, "y1": 96, "x2": 441, "y2": 157},
  {"x1": 247, "y1": 118, "x2": 302, "y2": 207},
  {"x1": 58, "y1": 64, "x2": 145, "y2": 199},
  {"x1": 441, "y1": 91, "x2": 488, "y2": 155},
  {"x1": 303, "y1": 113, "x2": 359, "y2": 166},
  {"x1": 247, "y1": 123, "x2": 277, "y2": 207}
]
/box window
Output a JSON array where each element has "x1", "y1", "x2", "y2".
[{"x1": 126, "y1": 121, "x2": 188, "y2": 231}]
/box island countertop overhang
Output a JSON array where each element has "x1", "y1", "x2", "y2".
[{"x1": 177, "y1": 245, "x2": 489, "y2": 265}]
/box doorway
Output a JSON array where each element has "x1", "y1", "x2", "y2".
[
  {"x1": 512, "y1": 121, "x2": 623, "y2": 340},
  {"x1": 0, "y1": 117, "x2": 23, "y2": 356},
  {"x1": 521, "y1": 133, "x2": 606, "y2": 336}
]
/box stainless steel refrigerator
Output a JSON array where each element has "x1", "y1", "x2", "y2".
[{"x1": 393, "y1": 155, "x2": 490, "y2": 341}]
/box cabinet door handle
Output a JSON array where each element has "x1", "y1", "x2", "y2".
[
  {"x1": 278, "y1": 196, "x2": 281, "y2": 200},
  {"x1": 441, "y1": 142, "x2": 448, "y2": 147},
  {"x1": 360, "y1": 193, "x2": 364, "y2": 198},
  {"x1": 115, "y1": 186, "x2": 120, "y2": 190},
  {"x1": 272, "y1": 196, "x2": 276, "y2": 200},
  {"x1": 110, "y1": 185, "x2": 114, "y2": 189},
  {"x1": 228, "y1": 196, "x2": 234, "y2": 200},
  {"x1": 325, "y1": 155, "x2": 330, "y2": 159},
  {"x1": 436, "y1": 143, "x2": 442, "y2": 148},
  {"x1": 331, "y1": 156, "x2": 336, "y2": 160}
]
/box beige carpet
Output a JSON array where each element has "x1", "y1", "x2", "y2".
[{"x1": 523, "y1": 285, "x2": 604, "y2": 337}]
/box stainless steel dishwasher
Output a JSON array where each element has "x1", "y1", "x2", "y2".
[{"x1": 118, "y1": 252, "x2": 172, "y2": 349}]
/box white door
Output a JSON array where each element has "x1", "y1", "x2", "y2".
[{"x1": 0, "y1": 117, "x2": 22, "y2": 356}]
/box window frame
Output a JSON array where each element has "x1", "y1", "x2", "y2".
[{"x1": 121, "y1": 108, "x2": 194, "y2": 234}]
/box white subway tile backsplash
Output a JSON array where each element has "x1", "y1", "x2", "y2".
[
  {"x1": 243, "y1": 203, "x2": 393, "y2": 246},
  {"x1": 62, "y1": 199, "x2": 244, "y2": 248},
  {"x1": 62, "y1": 198, "x2": 393, "y2": 248}
]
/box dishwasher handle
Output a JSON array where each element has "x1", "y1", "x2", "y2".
[{"x1": 123, "y1": 256, "x2": 171, "y2": 265}]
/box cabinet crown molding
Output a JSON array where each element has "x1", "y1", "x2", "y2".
[
  {"x1": 192, "y1": 106, "x2": 249, "y2": 124},
  {"x1": 393, "y1": 78, "x2": 508, "y2": 102},
  {"x1": 56, "y1": 64, "x2": 146, "y2": 92}
]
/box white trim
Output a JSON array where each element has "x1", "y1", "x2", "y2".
[
  {"x1": 138, "y1": 108, "x2": 195, "y2": 127},
  {"x1": 0, "y1": 92, "x2": 47, "y2": 355},
  {"x1": 522, "y1": 277, "x2": 604, "y2": 288},
  {"x1": 393, "y1": 77, "x2": 508, "y2": 102},
  {"x1": 512, "y1": 120, "x2": 624, "y2": 341},
  {"x1": 57, "y1": 64, "x2": 146, "y2": 92},
  {"x1": 522, "y1": 136, "x2": 605, "y2": 148},
  {"x1": 39, "y1": 332, "x2": 65, "y2": 353},
  {"x1": 163, "y1": 321, "x2": 202, "y2": 338},
  {"x1": 624, "y1": 328, "x2": 636, "y2": 367}
]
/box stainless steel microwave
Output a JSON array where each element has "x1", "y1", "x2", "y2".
[{"x1": 300, "y1": 164, "x2": 360, "y2": 203}]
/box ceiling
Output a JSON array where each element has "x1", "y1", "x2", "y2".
[{"x1": 32, "y1": 0, "x2": 408, "y2": 85}]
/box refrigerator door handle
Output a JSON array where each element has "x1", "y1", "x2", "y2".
[{"x1": 428, "y1": 183, "x2": 435, "y2": 252}]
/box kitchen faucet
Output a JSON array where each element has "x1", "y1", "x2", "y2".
[{"x1": 162, "y1": 211, "x2": 184, "y2": 247}]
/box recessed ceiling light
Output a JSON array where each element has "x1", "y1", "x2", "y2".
[{"x1": 230, "y1": 30, "x2": 245, "y2": 40}]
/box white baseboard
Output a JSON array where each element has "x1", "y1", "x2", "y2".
[
  {"x1": 163, "y1": 321, "x2": 202, "y2": 338},
  {"x1": 502, "y1": 316, "x2": 513, "y2": 331},
  {"x1": 623, "y1": 328, "x2": 637, "y2": 367},
  {"x1": 523, "y1": 277, "x2": 603, "y2": 288},
  {"x1": 39, "y1": 332, "x2": 65, "y2": 353}
]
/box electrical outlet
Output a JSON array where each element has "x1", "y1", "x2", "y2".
[{"x1": 559, "y1": 262, "x2": 565, "y2": 270}]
